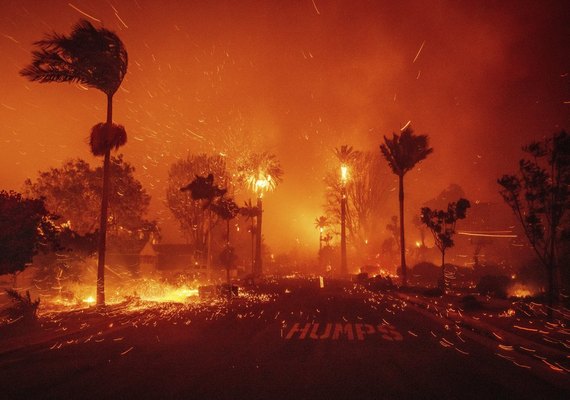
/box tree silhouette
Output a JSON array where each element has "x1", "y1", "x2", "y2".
[
  {"x1": 167, "y1": 154, "x2": 228, "y2": 254},
  {"x1": 0, "y1": 191, "x2": 60, "y2": 276},
  {"x1": 314, "y1": 216, "x2": 329, "y2": 253},
  {"x1": 181, "y1": 174, "x2": 227, "y2": 279},
  {"x1": 421, "y1": 198, "x2": 470, "y2": 293},
  {"x1": 240, "y1": 199, "x2": 259, "y2": 274},
  {"x1": 21, "y1": 19, "x2": 128, "y2": 306},
  {"x1": 380, "y1": 126, "x2": 433, "y2": 286},
  {"x1": 211, "y1": 196, "x2": 240, "y2": 298},
  {"x1": 181, "y1": 174, "x2": 227, "y2": 205},
  {"x1": 498, "y1": 130, "x2": 570, "y2": 313},
  {"x1": 333, "y1": 145, "x2": 360, "y2": 275},
  {"x1": 24, "y1": 156, "x2": 155, "y2": 254}
]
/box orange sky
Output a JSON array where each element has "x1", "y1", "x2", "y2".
[{"x1": 0, "y1": 0, "x2": 568, "y2": 253}]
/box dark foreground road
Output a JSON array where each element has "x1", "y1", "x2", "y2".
[{"x1": 1, "y1": 279, "x2": 568, "y2": 399}]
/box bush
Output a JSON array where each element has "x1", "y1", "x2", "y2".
[
  {"x1": 367, "y1": 275, "x2": 394, "y2": 291},
  {"x1": 3, "y1": 289, "x2": 40, "y2": 324},
  {"x1": 476, "y1": 275, "x2": 510, "y2": 299},
  {"x1": 461, "y1": 295, "x2": 483, "y2": 311},
  {"x1": 412, "y1": 262, "x2": 440, "y2": 280}
]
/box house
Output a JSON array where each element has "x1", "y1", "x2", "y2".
[{"x1": 138, "y1": 241, "x2": 207, "y2": 275}]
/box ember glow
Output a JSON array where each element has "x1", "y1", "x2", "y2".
[{"x1": 509, "y1": 283, "x2": 535, "y2": 299}]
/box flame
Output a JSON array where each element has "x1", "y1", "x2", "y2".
[
  {"x1": 340, "y1": 164, "x2": 348, "y2": 183},
  {"x1": 40, "y1": 277, "x2": 203, "y2": 312},
  {"x1": 509, "y1": 283, "x2": 534, "y2": 298}
]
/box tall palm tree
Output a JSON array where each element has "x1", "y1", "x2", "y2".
[
  {"x1": 240, "y1": 199, "x2": 259, "y2": 274},
  {"x1": 334, "y1": 145, "x2": 359, "y2": 275},
  {"x1": 238, "y1": 152, "x2": 283, "y2": 275},
  {"x1": 380, "y1": 126, "x2": 433, "y2": 286},
  {"x1": 21, "y1": 19, "x2": 128, "y2": 306},
  {"x1": 314, "y1": 216, "x2": 329, "y2": 253}
]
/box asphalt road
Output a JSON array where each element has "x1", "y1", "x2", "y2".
[{"x1": 1, "y1": 278, "x2": 568, "y2": 399}]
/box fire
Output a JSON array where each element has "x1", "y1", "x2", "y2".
[
  {"x1": 39, "y1": 277, "x2": 203, "y2": 313},
  {"x1": 340, "y1": 164, "x2": 349, "y2": 183},
  {"x1": 509, "y1": 284, "x2": 534, "y2": 298}
]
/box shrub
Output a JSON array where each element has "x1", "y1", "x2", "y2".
[
  {"x1": 461, "y1": 295, "x2": 483, "y2": 311},
  {"x1": 412, "y1": 262, "x2": 440, "y2": 284},
  {"x1": 4, "y1": 289, "x2": 40, "y2": 324},
  {"x1": 476, "y1": 275, "x2": 510, "y2": 299}
]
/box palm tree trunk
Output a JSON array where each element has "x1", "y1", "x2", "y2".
[
  {"x1": 255, "y1": 197, "x2": 263, "y2": 275},
  {"x1": 96, "y1": 93, "x2": 113, "y2": 306},
  {"x1": 251, "y1": 224, "x2": 255, "y2": 275},
  {"x1": 399, "y1": 173, "x2": 407, "y2": 287},
  {"x1": 340, "y1": 187, "x2": 347, "y2": 275},
  {"x1": 226, "y1": 219, "x2": 231, "y2": 300},
  {"x1": 440, "y1": 250, "x2": 446, "y2": 293},
  {"x1": 207, "y1": 210, "x2": 212, "y2": 281}
]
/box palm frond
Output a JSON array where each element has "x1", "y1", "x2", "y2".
[
  {"x1": 238, "y1": 151, "x2": 284, "y2": 193},
  {"x1": 21, "y1": 19, "x2": 128, "y2": 96},
  {"x1": 380, "y1": 126, "x2": 433, "y2": 176},
  {"x1": 89, "y1": 123, "x2": 127, "y2": 156}
]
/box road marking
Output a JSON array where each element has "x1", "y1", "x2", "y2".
[{"x1": 284, "y1": 322, "x2": 403, "y2": 341}]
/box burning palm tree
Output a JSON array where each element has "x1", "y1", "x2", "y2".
[
  {"x1": 238, "y1": 152, "x2": 283, "y2": 275},
  {"x1": 334, "y1": 145, "x2": 359, "y2": 275},
  {"x1": 21, "y1": 19, "x2": 128, "y2": 306}
]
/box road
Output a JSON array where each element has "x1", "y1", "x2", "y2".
[{"x1": 1, "y1": 278, "x2": 568, "y2": 399}]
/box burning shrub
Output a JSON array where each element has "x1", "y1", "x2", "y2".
[
  {"x1": 476, "y1": 275, "x2": 510, "y2": 299},
  {"x1": 3, "y1": 289, "x2": 40, "y2": 325}
]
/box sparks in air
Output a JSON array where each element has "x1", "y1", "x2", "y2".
[{"x1": 68, "y1": 3, "x2": 101, "y2": 22}]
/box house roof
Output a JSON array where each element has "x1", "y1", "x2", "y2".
[{"x1": 153, "y1": 244, "x2": 195, "y2": 255}]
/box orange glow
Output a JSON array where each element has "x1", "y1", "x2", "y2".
[
  {"x1": 508, "y1": 284, "x2": 534, "y2": 298},
  {"x1": 252, "y1": 175, "x2": 274, "y2": 198},
  {"x1": 340, "y1": 165, "x2": 349, "y2": 184},
  {"x1": 0, "y1": 1, "x2": 567, "y2": 256}
]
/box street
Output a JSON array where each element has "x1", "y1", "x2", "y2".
[{"x1": 1, "y1": 278, "x2": 568, "y2": 399}]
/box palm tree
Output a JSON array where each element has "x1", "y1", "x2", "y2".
[
  {"x1": 334, "y1": 145, "x2": 359, "y2": 275},
  {"x1": 314, "y1": 216, "x2": 329, "y2": 253},
  {"x1": 240, "y1": 199, "x2": 259, "y2": 274},
  {"x1": 380, "y1": 126, "x2": 433, "y2": 286},
  {"x1": 181, "y1": 174, "x2": 227, "y2": 279},
  {"x1": 21, "y1": 19, "x2": 128, "y2": 306},
  {"x1": 334, "y1": 145, "x2": 359, "y2": 166},
  {"x1": 210, "y1": 196, "x2": 240, "y2": 299},
  {"x1": 238, "y1": 152, "x2": 283, "y2": 275}
]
